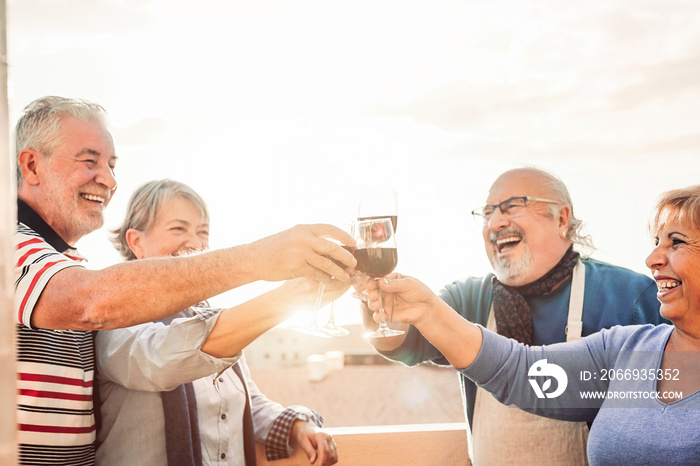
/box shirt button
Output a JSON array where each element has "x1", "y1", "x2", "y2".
[
  {"x1": 219, "y1": 377, "x2": 224, "y2": 383},
  {"x1": 221, "y1": 413, "x2": 227, "y2": 420},
  {"x1": 221, "y1": 453, "x2": 226, "y2": 459}
]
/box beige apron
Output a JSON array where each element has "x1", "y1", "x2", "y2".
[{"x1": 472, "y1": 259, "x2": 589, "y2": 466}]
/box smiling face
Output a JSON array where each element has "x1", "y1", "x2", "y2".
[
  {"x1": 36, "y1": 116, "x2": 117, "y2": 244},
  {"x1": 127, "y1": 196, "x2": 210, "y2": 260},
  {"x1": 482, "y1": 169, "x2": 572, "y2": 286},
  {"x1": 646, "y1": 212, "x2": 700, "y2": 327}
]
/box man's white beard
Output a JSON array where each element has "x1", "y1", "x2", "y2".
[{"x1": 493, "y1": 244, "x2": 534, "y2": 285}]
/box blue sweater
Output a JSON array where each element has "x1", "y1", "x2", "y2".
[
  {"x1": 464, "y1": 324, "x2": 700, "y2": 465},
  {"x1": 383, "y1": 258, "x2": 668, "y2": 427}
]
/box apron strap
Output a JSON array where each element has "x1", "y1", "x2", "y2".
[
  {"x1": 474, "y1": 259, "x2": 589, "y2": 466},
  {"x1": 565, "y1": 259, "x2": 585, "y2": 342}
]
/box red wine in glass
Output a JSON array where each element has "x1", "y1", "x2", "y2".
[{"x1": 355, "y1": 248, "x2": 398, "y2": 278}]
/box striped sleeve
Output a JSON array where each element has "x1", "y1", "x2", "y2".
[
  {"x1": 14, "y1": 225, "x2": 85, "y2": 329},
  {"x1": 16, "y1": 326, "x2": 97, "y2": 463}
]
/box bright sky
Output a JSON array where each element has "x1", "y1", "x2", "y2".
[{"x1": 7, "y1": 0, "x2": 700, "y2": 322}]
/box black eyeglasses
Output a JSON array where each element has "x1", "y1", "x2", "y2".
[{"x1": 471, "y1": 196, "x2": 559, "y2": 222}]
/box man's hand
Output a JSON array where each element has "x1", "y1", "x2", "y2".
[
  {"x1": 367, "y1": 273, "x2": 484, "y2": 369},
  {"x1": 350, "y1": 271, "x2": 371, "y2": 300},
  {"x1": 247, "y1": 224, "x2": 356, "y2": 284},
  {"x1": 366, "y1": 273, "x2": 440, "y2": 327},
  {"x1": 290, "y1": 420, "x2": 338, "y2": 465}
]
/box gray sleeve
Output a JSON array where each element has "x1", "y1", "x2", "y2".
[
  {"x1": 96, "y1": 311, "x2": 240, "y2": 391},
  {"x1": 460, "y1": 326, "x2": 625, "y2": 423}
]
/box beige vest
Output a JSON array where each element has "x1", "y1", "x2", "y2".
[{"x1": 472, "y1": 260, "x2": 589, "y2": 466}]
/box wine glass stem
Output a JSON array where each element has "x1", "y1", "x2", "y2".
[
  {"x1": 376, "y1": 278, "x2": 390, "y2": 330},
  {"x1": 313, "y1": 282, "x2": 325, "y2": 326},
  {"x1": 326, "y1": 299, "x2": 336, "y2": 325}
]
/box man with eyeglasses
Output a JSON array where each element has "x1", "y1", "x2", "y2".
[{"x1": 360, "y1": 167, "x2": 667, "y2": 465}]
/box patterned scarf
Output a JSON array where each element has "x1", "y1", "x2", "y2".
[{"x1": 492, "y1": 246, "x2": 579, "y2": 345}]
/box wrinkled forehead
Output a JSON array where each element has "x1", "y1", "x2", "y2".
[{"x1": 486, "y1": 171, "x2": 552, "y2": 204}]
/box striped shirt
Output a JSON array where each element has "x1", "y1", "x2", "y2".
[{"x1": 15, "y1": 199, "x2": 95, "y2": 465}]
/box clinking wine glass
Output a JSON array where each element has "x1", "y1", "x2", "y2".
[
  {"x1": 290, "y1": 278, "x2": 334, "y2": 338},
  {"x1": 321, "y1": 294, "x2": 351, "y2": 337},
  {"x1": 353, "y1": 188, "x2": 397, "y2": 301},
  {"x1": 354, "y1": 217, "x2": 403, "y2": 338},
  {"x1": 290, "y1": 220, "x2": 353, "y2": 338},
  {"x1": 320, "y1": 220, "x2": 354, "y2": 337}
]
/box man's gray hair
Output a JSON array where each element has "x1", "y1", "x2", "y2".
[
  {"x1": 111, "y1": 179, "x2": 209, "y2": 261},
  {"x1": 535, "y1": 168, "x2": 595, "y2": 256},
  {"x1": 15, "y1": 96, "x2": 109, "y2": 186}
]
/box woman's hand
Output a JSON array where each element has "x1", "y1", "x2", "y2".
[{"x1": 290, "y1": 420, "x2": 338, "y2": 465}]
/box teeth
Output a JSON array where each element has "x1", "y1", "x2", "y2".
[
  {"x1": 82, "y1": 193, "x2": 105, "y2": 204},
  {"x1": 496, "y1": 235, "x2": 521, "y2": 246},
  {"x1": 657, "y1": 280, "x2": 681, "y2": 291}
]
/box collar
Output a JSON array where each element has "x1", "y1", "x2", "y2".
[{"x1": 17, "y1": 198, "x2": 74, "y2": 253}]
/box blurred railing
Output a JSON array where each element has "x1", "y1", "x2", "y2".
[
  {"x1": 256, "y1": 423, "x2": 469, "y2": 466},
  {"x1": 0, "y1": 1, "x2": 17, "y2": 464}
]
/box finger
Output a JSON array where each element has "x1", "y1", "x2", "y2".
[
  {"x1": 350, "y1": 273, "x2": 365, "y2": 292},
  {"x1": 327, "y1": 434, "x2": 338, "y2": 465},
  {"x1": 315, "y1": 435, "x2": 336, "y2": 466},
  {"x1": 300, "y1": 262, "x2": 334, "y2": 285},
  {"x1": 366, "y1": 289, "x2": 381, "y2": 310},
  {"x1": 311, "y1": 223, "x2": 356, "y2": 246},
  {"x1": 324, "y1": 242, "x2": 357, "y2": 271},
  {"x1": 324, "y1": 280, "x2": 351, "y2": 300},
  {"x1": 306, "y1": 255, "x2": 351, "y2": 283},
  {"x1": 298, "y1": 437, "x2": 318, "y2": 464},
  {"x1": 377, "y1": 274, "x2": 406, "y2": 291}
]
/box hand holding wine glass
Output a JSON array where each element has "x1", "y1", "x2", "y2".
[
  {"x1": 290, "y1": 219, "x2": 355, "y2": 338},
  {"x1": 354, "y1": 217, "x2": 403, "y2": 338}
]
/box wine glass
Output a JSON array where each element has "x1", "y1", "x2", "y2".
[
  {"x1": 321, "y1": 297, "x2": 351, "y2": 337},
  {"x1": 290, "y1": 219, "x2": 353, "y2": 338},
  {"x1": 290, "y1": 279, "x2": 334, "y2": 338},
  {"x1": 320, "y1": 219, "x2": 354, "y2": 337},
  {"x1": 353, "y1": 188, "x2": 397, "y2": 301},
  {"x1": 354, "y1": 217, "x2": 403, "y2": 338}
]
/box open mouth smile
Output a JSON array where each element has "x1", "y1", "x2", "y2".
[
  {"x1": 656, "y1": 278, "x2": 681, "y2": 295},
  {"x1": 81, "y1": 193, "x2": 107, "y2": 205},
  {"x1": 494, "y1": 234, "x2": 523, "y2": 253},
  {"x1": 654, "y1": 273, "x2": 682, "y2": 298}
]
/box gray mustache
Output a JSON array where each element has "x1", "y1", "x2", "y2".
[{"x1": 488, "y1": 226, "x2": 525, "y2": 243}]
